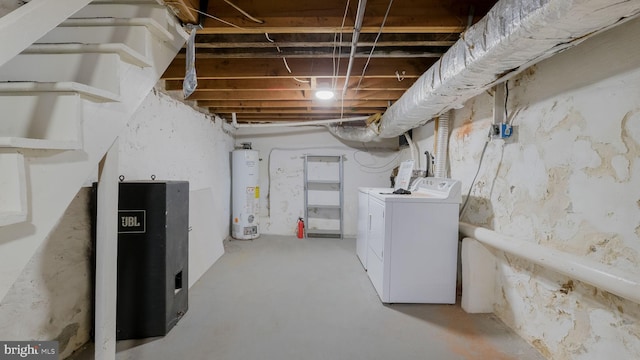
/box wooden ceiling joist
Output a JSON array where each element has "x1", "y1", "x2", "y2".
[
  {"x1": 161, "y1": 0, "x2": 500, "y2": 124},
  {"x1": 209, "y1": 108, "x2": 384, "y2": 115},
  {"x1": 163, "y1": 78, "x2": 415, "y2": 92},
  {"x1": 196, "y1": 25, "x2": 466, "y2": 35},
  {"x1": 163, "y1": 58, "x2": 434, "y2": 80},
  {"x1": 185, "y1": 89, "x2": 405, "y2": 101},
  {"x1": 217, "y1": 113, "x2": 369, "y2": 121},
  {"x1": 193, "y1": 40, "x2": 457, "y2": 49},
  {"x1": 196, "y1": 100, "x2": 392, "y2": 108},
  {"x1": 175, "y1": 50, "x2": 444, "y2": 59}
]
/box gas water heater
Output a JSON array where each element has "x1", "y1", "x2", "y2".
[{"x1": 231, "y1": 145, "x2": 259, "y2": 239}]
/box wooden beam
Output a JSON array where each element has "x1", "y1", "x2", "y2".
[
  {"x1": 163, "y1": 57, "x2": 434, "y2": 79},
  {"x1": 165, "y1": 78, "x2": 311, "y2": 91},
  {"x1": 193, "y1": 40, "x2": 457, "y2": 49},
  {"x1": 196, "y1": 99, "x2": 392, "y2": 108},
  {"x1": 164, "y1": 77, "x2": 414, "y2": 91},
  {"x1": 197, "y1": 0, "x2": 470, "y2": 34},
  {"x1": 196, "y1": 25, "x2": 466, "y2": 35},
  {"x1": 174, "y1": 50, "x2": 443, "y2": 59},
  {"x1": 185, "y1": 89, "x2": 405, "y2": 101},
  {"x1": 217, "y1": 113, "x2": 372, "y2": 121},
  {"x1": 209, "y1": 108, "x2": 384, "y2": 114}
]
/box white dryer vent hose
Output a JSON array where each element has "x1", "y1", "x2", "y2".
[{"x1": 434, "y1": 113, "x2": 449, "y2": 178}]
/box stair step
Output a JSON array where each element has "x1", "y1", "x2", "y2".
[
  {"x1": 37, "y1": 24, "x2": 154, "y2": 65},
  {"x1": 70, "y1": 3, "x2": 172, "y2": 34},
  {"x1": 60, "y1": 18, "x2": 177, "y2": 43},
  {"x1": 0, "y1": 92, "x2": 87, "y2": 150},
  {"x1": 26, "y1": 43, "x2": 151, "y2": 67},
  {"x1": 0, "y1": 81, "x2": 120, "y2": 102},
  {"x1": 0, "y1": 152, "x2": 27, "y2": 227},
  {"x1": 0, "y1": 52, "x2": 121, "y2": 95}
]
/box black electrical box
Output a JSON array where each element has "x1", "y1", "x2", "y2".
[{"x1": 93, "y1": 181, "x2": 189, "y2": 340}]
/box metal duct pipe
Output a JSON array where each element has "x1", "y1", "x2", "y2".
[
  {"x1": 378, "y1": 0, "x2": 640, "y2": 138},
  {"x1": 327, "y1": 0, "x2": 640, "y2": 142},
  {"x1": 326, "y1": 121, "x2": 379, "y2": 142},
  {"x1": 342, "y1": 0, "x2": 367, "y2": 96},
  {"x1": 459, "y1": 223, "x2": 640, "y2": 305}
]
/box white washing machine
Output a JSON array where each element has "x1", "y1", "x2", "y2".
[{"x1": 359, "y1": 178, "x2": 461, "y2": 303}]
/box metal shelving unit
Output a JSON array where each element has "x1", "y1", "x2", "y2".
[{"x1": 303, "y1": 155, "x2": 343, "y2": 239}]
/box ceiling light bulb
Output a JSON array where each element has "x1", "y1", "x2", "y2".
[{"x1": 315, "y1": 90, "x2": 335, "y2": 100}]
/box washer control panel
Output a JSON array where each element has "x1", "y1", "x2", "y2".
[{"x1": 415, "y1": 178, "x2": 462, "y2": 203}]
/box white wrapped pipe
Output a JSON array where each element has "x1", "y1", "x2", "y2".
[
  {"x1": 327, "y1": 0, "x2": 640, "y2": 142},
  {"x1": 379, "y1": 0, "x2": 640, "y2": 138},
  {"x1": 459, "y1": 222, "x2": 640, "y2": 305}
]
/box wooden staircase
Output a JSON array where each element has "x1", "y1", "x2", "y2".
[{"x1": 0, "y1": 0, "x2": 186, "y2": 305}]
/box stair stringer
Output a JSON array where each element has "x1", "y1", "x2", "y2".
[{"x1": 0, "y1": 12, "x2": 187, "y2": 302}]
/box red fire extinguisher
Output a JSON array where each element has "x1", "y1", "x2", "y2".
[{"x1": 297, "y1": 218, "x2": 305, "y2": 239}]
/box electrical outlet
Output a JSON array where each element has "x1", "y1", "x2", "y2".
[{"x1": 491, "y1": 124, "x2": 516, "y2": 141}]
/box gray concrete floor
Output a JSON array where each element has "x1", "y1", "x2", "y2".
[{"x1": 71, "y1": 235, "x2": 545, "y2": 360}]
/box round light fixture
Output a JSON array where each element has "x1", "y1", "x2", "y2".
[{"x1": 315, "y1": 89, "x2": 335, "y2": 100}]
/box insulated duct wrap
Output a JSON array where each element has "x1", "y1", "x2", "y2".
[
  {"x1": 326, "y1": 122, "x2": 379, "y2": 142},
  {"x1": 330, "y1": 0, "x2": 640, "y2": 142}
]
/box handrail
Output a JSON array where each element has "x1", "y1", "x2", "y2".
[{"x1": 459, "y1": 222, "x2": 640, "y2": 304}]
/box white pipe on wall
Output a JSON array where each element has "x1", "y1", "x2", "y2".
[{"x1": 459, "y1": 222, "x2": 640, "y2": 305}]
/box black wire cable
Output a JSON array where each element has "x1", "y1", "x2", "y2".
[
  {"x1": 459, "y1": 130, "x2": 492, "y2": 217},
  {"x1": 460, "y1": 81, "x2": 510, "y2": 217},
  {"x1": 504, "y1": 80, "x2": 509, "y2": 121}
]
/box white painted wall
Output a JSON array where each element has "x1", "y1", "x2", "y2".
[
  {"x1": 236, "y1": 126, "x2": 400, "y2": 237},
  {"x1": 0, "y1": 189, "x2": 93, "y2": 359},
  {"x1": 407, "y1": 16, "x2": 640, "y2": 360},
  {"x1": 119, "y1": 89, "x2": 235, "y2": 287},
  {"x1": 0, "y1": 89, "x2": 234, "y2": 358}
]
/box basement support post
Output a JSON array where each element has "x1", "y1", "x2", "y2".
[{"x1": 94, "y1": 138, "x2": 120, "y2": 360}]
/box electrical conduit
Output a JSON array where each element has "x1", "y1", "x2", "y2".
[{"x1": 342, "y1": 0, "x2": 367, "y2": 96}]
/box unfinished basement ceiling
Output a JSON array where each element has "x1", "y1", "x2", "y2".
[{"x1": 161, "y1": 0, "x2": 498, "y2": 124}]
